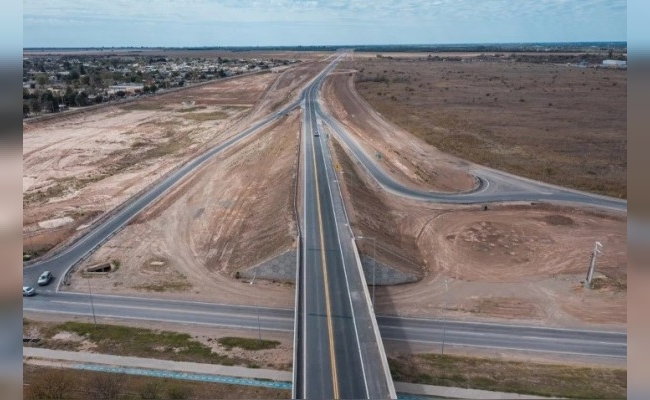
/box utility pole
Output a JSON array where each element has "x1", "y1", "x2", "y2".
[
  {"x1": 441, "y1": 278, "x2": 448, "y2": 355},
  {"x1": 250, "y1": 272, "x2": 262, "y2": 342},
  {"x1": 87, "y1": 274, "x2": 97, "y2": 326},
  {"x1": 584, "y1": 241, "x2": 603, "y2": 289}
]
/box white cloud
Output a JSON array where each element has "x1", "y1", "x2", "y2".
[{"x1": 23, "y1": 0, "x2": 627, "y2": 46}]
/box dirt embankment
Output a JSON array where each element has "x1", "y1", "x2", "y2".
[
  {"x1": 332, "y1": 133, "x2": 626, "y2": 329},
  {"x1": 346, "y1": 58, "x2": 627, "y2": 198},
  {"x1": 377, "y1": 202, "x2": 626, "y2": 329},
  {"x1": 23, "y1": 72, "x2": 280, "y2": 258},
  {"x1": 330, "y1": 138, "x2": 426, "y2": 279},
  {"x1": 65, "y1": 111, "x2": 301, "y2": 307},
  {"x1": 322, "y1": 71, "x2": 477, "y2": 193}
]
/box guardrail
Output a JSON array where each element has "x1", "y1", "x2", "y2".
[
  {"x1": 351, "y1": 238, "x2": 397, "y2": 399},
  {"x1": 291, "y1": 234, "x2": 303, "y2": 399}
]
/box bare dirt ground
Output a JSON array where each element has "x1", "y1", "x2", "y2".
[
  {"x1": 23, "y1": 60, "x2": 323, "y2": 260},
  {"x1": 23, "y1": 72, "x2": 275, "y2": 256},
  {"x1": 331, "y1": 129, "x2": 626, "y2": 330},
  {"x1": 322, "y1": 71, "x2": 477, "y2": 193},
  {"x1": 65, "y1": 110, "x2": 301, "y2": 307},
  {"x1": 345, "y1": 57, "x2": 627, "y2": 198},
  {"x1": 248, "y1": 60, "x2": 328, "y2": 120}
]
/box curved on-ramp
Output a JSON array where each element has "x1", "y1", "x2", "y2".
[{"x1": 314, "y1": 81, "x2": 626, "y2": 213}]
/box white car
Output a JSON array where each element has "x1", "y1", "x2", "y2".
[
  {"x1": 23, "y1": 286, "x2": 35, "y2": 296},
  {"x1": 37, "y1": 271, "x2": 53, "y2": 286}
]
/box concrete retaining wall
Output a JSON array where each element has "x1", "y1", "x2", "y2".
[
  {"x1": 360, "y1": 256, "x2": 418, "y2": 285},
  {"x1": 239, "y1": 250, "x2": 297, "y2": 282}
]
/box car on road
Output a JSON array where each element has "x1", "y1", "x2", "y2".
[
  {"x1": 23, "y1": 286, "x2": 35, "y2": 296},
  {"x1": 37, "y1": 271, "x2": 53, "y2": 286}
]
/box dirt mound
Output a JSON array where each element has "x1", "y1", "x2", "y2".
[{"x1": 423, "y1": 209, "x2": 625, "y2": 283}]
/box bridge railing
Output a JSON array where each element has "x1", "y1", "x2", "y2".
[
  {"x1": 292, "y1": 234, "x2": 303, "y2": 399},
  {"x1": 350, "y1": 238, "x2": 397, "y2": 399}
]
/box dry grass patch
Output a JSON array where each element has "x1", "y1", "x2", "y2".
[
  {"x1": 181, "y1": 111, "x2": 229, "y2": 122},
  {"x1": 389, "y1": 353, "x2": 626, "y2": 399},
  {"x1": 176, "y1": 105, "x2": 208, "y2": 113},
  {"x1": 24, "y1": 364, "x2": 289, "y2": 400},
  {"x1": 24, "y1": 320, "x2": 244, "y2": 366},
  {"x1": 121, "y1": 101, "x2": 167, "y2": 111},
  {"x1": 217, "y1": 337, "x2": 281, "y2": 351},
  {"x1": 132, "y1": 280, "x2": 192, "y2": 292},
  {"x1": 348, "y1": 58, "x2": 626, "y2": 198}
]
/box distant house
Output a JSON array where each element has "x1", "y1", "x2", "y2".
[
  {"x1": 107, "y1": 83, "x2": 144, "y2": 94},
  {"x1": 602, "y1": 59, "x2": 627, "y2": 68}
]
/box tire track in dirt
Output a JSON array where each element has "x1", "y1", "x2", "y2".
[{"x1": 66, "y1": 111, "x2": 301, "y2": 307}]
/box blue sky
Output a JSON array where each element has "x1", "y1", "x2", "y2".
[{"x1": 23, "y1": 0, "x2": 627, "y2": 48}]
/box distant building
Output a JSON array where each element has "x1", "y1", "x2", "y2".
[
  {"x1": 602, "y1": 59, "x2": 627, "y2": 68},
  {"x1": 108, "y1": 83, "x2": 144, "y2": 94}
]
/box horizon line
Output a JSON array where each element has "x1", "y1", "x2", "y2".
[{"x1": 23, "y1": 41, "x2": 628, "y2": 51}]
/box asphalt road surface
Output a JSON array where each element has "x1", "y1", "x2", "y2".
[
  {"x1": 23, "y1": 292, "x2": 626, "y2": 359},
  {"x1": 297, "y1": 55, "x2": 394, "y2": 399},
  {"x1": 315, "y1": 105, "x2": 627, "y2": 213}
]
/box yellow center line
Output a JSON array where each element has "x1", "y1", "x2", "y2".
[{"x1": 311, "y1": 123, "x2": 340, "y2": 399}]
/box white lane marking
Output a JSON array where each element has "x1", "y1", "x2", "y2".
[
  {"x1": 380, "y1": 337, "x2": 627, "y2": 359},
  {"x1": 380, "y1": 326, "x2": 627, "y2": 346},
  {"x1": 301, "y1": 92, "x2": 309, "y2": 399},
  {"x1": 376, "y1": 315, "x2": 627, "y2": 336},
  {"x1": 317, "y1": 127, "x2": 369, "y2": 398},
  {"x1": 58, "y1": 291, "x2": 293, "y2": 312},
  {"x1": 48, "y1": 301, "x2": 290, "y2": 321},
  {"x1": 22, "y1": 309, "x2": 293, "y2": 332}
]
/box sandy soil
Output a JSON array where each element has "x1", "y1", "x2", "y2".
[
  {"x1": 331, "y1": 126, "x2": 626, "y2": 330},
  {"x1": 23, "y1": 60, "x2": 323, "y2": 259},
  {"x1": 322, "y1": 70, "x2": 476, "y2": 193},
  {"x1": 23, "y1": 72, "x2": 276, "y2": 255},
  {"x1": 248, "y1": 60, "x2": 329, "y2": 120},
  {"x1": 65, "y1": 110, "x2": 301, "y2": 307}
]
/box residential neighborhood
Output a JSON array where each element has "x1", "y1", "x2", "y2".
[{"x1": 23, "y1": 52, "x2": 298, "y2": 117}]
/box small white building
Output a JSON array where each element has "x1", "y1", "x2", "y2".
[{"x1": 602, "y1": 59, "x2": 627, "y2": 68}]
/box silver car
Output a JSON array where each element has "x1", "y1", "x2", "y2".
[
  {"x1": 37, "y1": 271, "x2": 53, "y2": 286},
  {"x1": 23, "y1": 286, "x2": 35, "y2": 296}
]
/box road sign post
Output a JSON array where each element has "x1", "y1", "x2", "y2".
[
  {"x1": 250, "y1": 272, "x2": 262, "y2": 342},
  {"x1": 584, "y1": 241, "x2": 603, "y2": 289}
]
